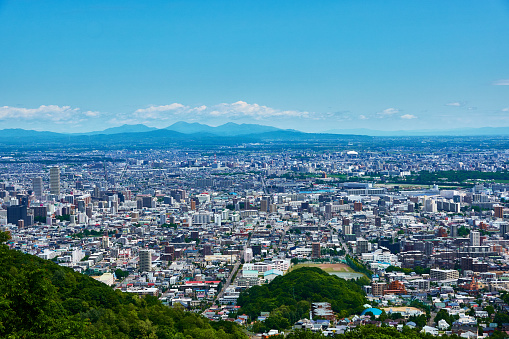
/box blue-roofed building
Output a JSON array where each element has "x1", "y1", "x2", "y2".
[{"x1": 264, "y1": 269, "x2": 283, "y2": 282}]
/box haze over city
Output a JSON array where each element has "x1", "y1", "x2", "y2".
[{"x1": 1, "y1": 0, "x2": 509, "y2": 133}]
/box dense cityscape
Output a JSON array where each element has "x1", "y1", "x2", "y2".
[
  {"x1": 1, "y1": 136, "x2": 509, "y2": 338},
  {"x1": 1, "y1": 1, "x2": 508, "y2": 337}
]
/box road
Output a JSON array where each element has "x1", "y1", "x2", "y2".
[{"x1": 210, "y1": 224, "x2": 257, "y2": 306}]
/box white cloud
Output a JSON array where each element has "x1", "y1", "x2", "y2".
[
  {"x1": 131, "y1": 101, "x2": 309, "y2": 121},
  {"x1": 400, "y1": 114, "x2": 417, "y2": 119},
  {"x1": 84, "y1": 110, "x2": 101, "y2": 117},
  {"x1": 379, "y1": 107, "x2": 399, "y2": 115},
  {"x1": 446, "y1": 102, "x2": 462, "y2": 107},
  {"x1": 493, "y1": 79, "x2": 509, "y2": 86},
  {"x1": 502, "y1": 107, "x2": 509, "y2": 112},
  {"x1": 0, "y1": 105, "x2": 81, "y2": 121},
  {"x1": 359, "y1": 115, "x2": 368, "y2": 120},
  {"x1": 134, "y1": 103, "x2": 185, "y2": 114},
  {"x1": 210, "y1": 101, "x2": 309, "y2": 119}
]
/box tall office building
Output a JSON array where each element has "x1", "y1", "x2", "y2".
[
  {"x1": 494, "y1": 205, "x2": 503, "y2": 219},
  {"x1": 49, "y1": 166, "x2": 60, "y2": 195},
  {"x1": 450, "y1": 224, "x2": 458, "y2": 238},
  {"x1": 470, "y1": 231, "x2": 480, "y2": 246},
  {"x1": 260, "y1": 200, "x2": 268, "y2": 213},
  {"x1": 32, "y1": 177, "x2": 43, "y2": 198},
  {"x1": 500, "y1": 223, "x2": 508, "y2": 238},
  {"x1": 139, "y1": 249, "x2": 152, "y2": 272},
  {"x1": 7, "y1": 205, "x2": 33, "y2": 227},
  {"x1": 312, "y1": 242, "x2": 321, "y2": 258}
]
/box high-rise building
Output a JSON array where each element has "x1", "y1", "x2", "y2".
[
  {"x1": 244, "y1": 248, "x2": 253, "y2": 262},
  {"x1": 356, "y1": 238, "x2": 369, "y2": 254},
  {"x1": 260, "y1": 200, "x2": 268, "y2": 212},
  {"x1": 353, "y1": 201, "x2": 362, "y2": 212},
  {"x1": 32, "y1": 177, "x2": 43, "y2": 198},
  {"x1": 312, "y1": 242, "x2": 321, "y2": 258},
  {"x1": 139, "y1": 249, "x2": 152, "y2": 272},
  {"x1": 49, "y1": 166, "x2": 60, "y2": 195},
  {"x1": 450, "y1": 225, "x2": 458, "y2": 238},
  {"x1": 430, "y1": 269, "x2": 459, "y2": 281},
  {"x1": 7, "y1": 205, "x2": 33, "y2": 227},
  {"x1": 202, "y1": 244, "x2": 212, "y2": 256},
  {"x1": 371, "y1": 282, "x2": 386, "y2": 296},
  {"x1": 501, "y1": 223, "x2": 509, "y2": 238},
  {"x1": 494, "y1": 205, "x2": 503, "y2": 219},
  {"x1": 470, "y1": 231, "x2": 480, "y2": 246}
]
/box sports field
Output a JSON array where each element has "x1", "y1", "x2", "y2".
[{"x1": 290, "y1": 263, "x2": 355, "y2": 273}]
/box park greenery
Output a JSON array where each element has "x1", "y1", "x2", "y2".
[
  {"x1": 237, "y1": 267, "x2": 367, "y2": 333},
  {"x1": 384, "y1": 170, "x2": 509, "y2": 187},
  {"x1": 0, "y1": 231, "x2": 245, "y2": 339},
  {"x1": 457, "y1": 226, "x2": 470, "y2": 237},
  {"x1": 345, "y1": 255, "x2": 373, "y2": 279}
]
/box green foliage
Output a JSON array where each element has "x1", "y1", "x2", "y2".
[
  {"x1": 345, "y1": 255, "x2": 372, "y2": 278},
  {"x1": 491, "y1": 330, "x2": 509, "y2": 339},
  {"x1": 457, "y1": 226, "x2": 470, "y2": 237},
  {"x1": 56, "y1": 214, "x2": 71, "y2": 222},
  {"x1": 0, "y1": 230, "x2": 11, "y2": 243},
  {"x1": 114, "y1": 269, "x2": 129, "y2": 280},
  {"x1": 161, "y1": 223, "x2": 178, "y2": 229},
  {"x1": 393, "y1": 170, "x2": 509, "y2": 185},
  {"x1": 494, "y1": 311, "x2": 509, "y2": 324},
  {"x1": 434, "y1": 309, "x2": 457, "y2": 325},
  {"x1": 237, "y1": 267, "x2": 366, "y2": 332},
  {"x1": 34, "y1": 215, "x2": 47, "y2": 223},
  {"x1": 0, "y1": 244, "x2": 246, "y2": 339}
]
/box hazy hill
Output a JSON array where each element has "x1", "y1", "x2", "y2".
[
  {"x1": 165, "y1": 121, "x2": 282, "y2": 136},
  {"x1": 0, "y1": 125, "x2": 365, "y2": 148},
  {"x1": 83, "y1": 124, "x2": 158, "y2": 135}
]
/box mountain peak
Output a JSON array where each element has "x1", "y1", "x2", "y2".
[{"x1": 166, "y1": 121, "x2": 282, "y2": 136}]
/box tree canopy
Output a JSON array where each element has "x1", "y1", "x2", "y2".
[
  {"x1": 237, "y1": 267, "x2": 367, "y2": 332},
  {"x1": 0, "y1": 237, "x2": 245, "y2": 339}
]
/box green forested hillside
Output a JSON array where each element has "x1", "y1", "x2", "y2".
[
  {"x1": 237, "y1": 267, "x2": 367, "y2": 332},
  {"x1": 0, "y1": 231, "x2": 245, "y2": 339}
]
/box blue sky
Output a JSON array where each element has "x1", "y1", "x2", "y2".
[{"x1": 0, "y1": 0, "x2": 508, "y2": 132}]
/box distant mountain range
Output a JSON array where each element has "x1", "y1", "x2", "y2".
[
  {"x1": 165, "y1": 121, "x2": 283, "y2": 136},
  {"x1": 81, "y1": 122, "x2": 509, "y2": 137},
  {"x1": 74, "y1": 122, "x2": 287, "y2": 136},
  {"x1": 83, "y1": 124, "x2": 157, "y2": 135},
  {"x1": 0, "y1": 122, "x2": 508, "y2": 148},
  {"x1": 0, "y1": 122, "x2": 367, "y2": 147}
]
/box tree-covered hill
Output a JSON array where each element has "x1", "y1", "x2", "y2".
[
  {"x1": 237, "y1": 267, "x2": 367, "y2": 332},
  {"x1": 0, "y1": 231, "x2": 245, "y2": 339}
]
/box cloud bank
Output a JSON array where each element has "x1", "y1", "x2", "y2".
[{"x1": 132, "y1": 101, "x2": 310, "y2": 121}]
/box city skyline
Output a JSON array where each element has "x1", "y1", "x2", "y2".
[{"x1": 1, "y1": 1, "x2": 509, "y2": 132}]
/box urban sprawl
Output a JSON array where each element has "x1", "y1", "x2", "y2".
[{"x1": 2, "y1": 144, "x2": 509, "y2": 338}]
